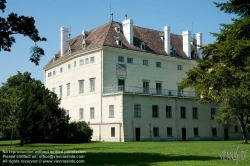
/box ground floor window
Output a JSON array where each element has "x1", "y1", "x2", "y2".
[
  {"x1": 167, "y1": 127, "x2": 172, "y2": 136},
  {"x1": 194, "y1": 128, "x2": 199, "y2": 136},
  {"x1": 111, "y1": 127, "x2": 115, "y2": 137},
  {"x1": 212, "y1": 128, "x2": 217, "y2": 136},
  {"x1": 153, "y1": 127, "x2": 159, "y2": 137}
]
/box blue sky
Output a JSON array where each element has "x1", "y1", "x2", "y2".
[{"x1": 1, "y1": 0, "x2": 235, "y2": 84}]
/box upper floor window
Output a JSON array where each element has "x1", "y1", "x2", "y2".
[
  {"x1": 90, "y1": 56, "x2": 95, "y2": 63},
  {"x1": 143, "y1": 60, "x2": 148, "y2": 66},
  {"x1": 79, "y1": 80, "x2": 84, "y2": 93},
  {"x1": 80, "y1": 59, "x2": 84, "y2": 65},
  {"x1": 67, "y1": 83, "x2": 70, "y2": 96},
  {"x1": 74, "y1": 61, "x2": 76, "y2": 67},
  {"x1": 118, "y1": 56, "x2": 124, "y2": 62},
  {"x1": 85, "y1": 58, "x2": 89, "y2": 64},
  {"x1": 68, "y1": 64, "x2": 71, "y2": 70},
  {"x1": 109, "y1": 105, "x2": 114, "y2": 118},
  {"x1": 166, "y1": 106, "x2": 172, "y2": 118},
  {"x1": 48, "y1": 72, "x2": 52, "y2": 78},
  {"x1": 152, "y1": 105, "x2": 159, "y2": 117},
  {"x1": 211, "y1": 108, "x2": 216, "y2": 119},
  {"x1": 180, "y1": 107, "x2": 186, "y2": 118},
  {"x1": 178, "y1": 65, "x2": 183, "y2": 70},
  {"x1": 143, "y1": 81, "x2": 149, "y2": 93},
  {"x1": 127, "y1": 57, "x2": 133, "y2": 64},
  {"x1": 141, "y1": 42, "x2": 145, "y2": 50},
  {"x1": 90, "y1": 78, "x2": 95, "y2": 91},
  {"x1": 60, "y1": 67, "x2": 63, "y2": 73},
  {"x1": 52, "y1": 88, "x2": 55, "y2": 93},
  {"x1": 192, "y1": 107, "x2": 198, "y2": 119},
  {"x1": 53, "y1": 70, "x2": 56, "y2": 76},
  {"x1": 156, "y1": 83, "x2": 162, "y2": 94},
  {"x1": 156, "y1": 62, "x2": 161, "y2": 67},
  {"x1": 90, "y1": 107, "x2": 94, "y2": 119},
  {"x1": 134, "y1": 104, "x2": 141, "y2": 117},
  {"x1": 59, "y1": 86, "x2": 62, "y2": 98}
]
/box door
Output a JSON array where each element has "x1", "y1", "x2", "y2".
[
  {"x1": 135, "y1": 128, "x2": 140, "y2": 141},
  {"x1": 224, "y1": 128, "x2": 229, "y2": 140},
  {"x1": 182, "y1": 128, "x2": 186, "y2": 141},
  {"x1": 118, "y1": 79, "x2": 125, "y2": 91}
]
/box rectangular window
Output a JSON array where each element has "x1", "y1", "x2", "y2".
[
  {"x1": 90, "y1": 107, "x2": 94, "y2": 118},
  {"x1": 118, "y1": 79, "x2": 125, "y2": 91},
  {"x1": 178, "y1": 65, "x2": 183, "y2": 70},
  {"x1": 166, "y1": 106, "x2": 172, "y2": 118},
  {"x1": 74, "y1": 61, "x2": 76, "y2": 67},
  {"x1": 79, "y1": 80, "x2": 84, "y2": 93},
  {"x1": 235, "y1": 126, "x2": 238, "y2": 132},
  {"x1": 143, "y1": 60, "x2": 148, "y2": 66},
  {"x1": 180, "y1": 107, "x2": 186, "y2": 118},
  {"x1": 111, "y1": 127, "x2": 115, "y2": 137},
  {"x1": 134, "y1": 104, "x2": 141, "y2": 117},
  {"x1": 48, "y1": 72, "x2": 52, "y2": 77},
  {"x1": 90, "y1": 78, "x2": 95, "y2": 91},
  {"x1": 143, "y1": 81, "x2": 149, "y2": 93},
  {"x1": 90, "y1": 56, "x2": 95, "y2": 63},
  {"x1": 212, "y1": 128, "x2": 217, "y2": 136},
  {"x1": 66, "y1": 110, "x2": 69, "y2": 116},
  {"x1": 68, "y1": 64, "x2": 71, "y2": 70},
  {"x1": 59, "y1": 86, "x2": 62, "y2": 98},
  {"x1": 53, "y1": 70, "x2": 56, "y2": 76},
  {"x1": 211, "y1": 108, "x2": 216, "y2": 119},
  {"x1": 85, "y1": 58, "x2": 89, "y2": 64},
  {"x1": 153, "y1": 127, "x2": 159, "y2": 137},
  {"x1": 79, "y1": 108, "x2": 84, "y2": 119},
  {"x1": 193, "y1": 107, "x2": 198, "y2": 119},
  {"x1": 52, "y1": 88, "x2": 55, "y2": 93},
  {"x1": 109, "y1": 105, "x2": 114, "y2": 118},
  {"x1": 194, "y1": 128, "x2": 199, "y2": 136},
  {"x1": 127, "y1": 57, "x2": 133, "y2": 63},
  {"x1": 67, "y1": 83, "x2": 70, "y2": 96},
  {"x1": 156, "y1": 62, "x2": 161, "y2": 67},
  {"x1": 152, "y1": 105, "x2": 159, "y2": 117},
  {"x1": 118, "y1": 56, "x2": 124, "y2": 62},
  {"x1": 178, "y1": 86, "x2": 183, "y2": 96},
  {"x1": 60, "y1": 67, "x2": 63, "y2": 73},
  {"x1": 80, "y1": 59, "x2": 84, "y2": 65},
  {"x1": 167, "y1": 127, "x2": 172, "y2": 136},
  {"x1": 156, "y1": 83, "x2": 162, "y2": 94}
]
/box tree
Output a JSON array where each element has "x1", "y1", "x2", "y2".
[
  {"x1": 0, "y1": 0, "x2": 47, "y2": 65},
  {"x1": 180, "y1": 0, "x2": 250, "y2": 143},
  {"x1": 0, "y1": 72, "x2": 70, "y2": 146}
]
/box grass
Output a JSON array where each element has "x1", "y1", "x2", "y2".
[{"x1": 0, "y1": 140, "x2": 249, "y2": 165}]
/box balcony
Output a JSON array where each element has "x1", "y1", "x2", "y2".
[{"x1": 103, "y1": 86, "x2": 199, "y2": 99}]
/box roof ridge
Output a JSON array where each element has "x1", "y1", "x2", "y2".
[{"x1": 102, "y1": 22, "x2": 113, "y2": 46}]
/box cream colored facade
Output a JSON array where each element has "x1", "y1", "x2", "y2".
[{"x1": 44, "y1": 45, "x2": 245, "y2": 142}]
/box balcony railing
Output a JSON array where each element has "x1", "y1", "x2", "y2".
[{"x1": 103, "y1": 86, "x2": 199, "y2": 98}]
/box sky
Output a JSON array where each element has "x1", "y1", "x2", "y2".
[{"x1": 0, "y1": 0, "x2": 236, "y2": 85}]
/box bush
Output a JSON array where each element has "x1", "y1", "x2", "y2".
[{"x1": 66, "y1": 121, "x2": 93, "y2": 143}]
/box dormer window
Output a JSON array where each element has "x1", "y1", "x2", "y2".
[
  {"x1": 161, "y1": 36, "x2": 165, "y2": 41},
  {"x1": 141, "y1": 42, "x2": 145, "y2": 50},
  {"x1": 68, "y1": 47, "x2": 71, "y2": 55},
  {"x1": 82, "y1": 30, "x2": 88, "y2": 39},
  {"x1": 115, "y1": 26, "x2": 120, "y2": 32},
  {"x1": 171, "y1": 47, "x2": 176, "y2": 55},
  {"x1": 116, "y1": 37, "x2": 122, "y2": 46},
  {"x1": 82, "y1": 39, "x2": 89, "y2": 49}
]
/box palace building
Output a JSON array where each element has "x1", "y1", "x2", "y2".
[{"x1": 44, "y1": 18, "x2": 244, "y2": 141}]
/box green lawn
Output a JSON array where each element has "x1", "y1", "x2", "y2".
[{"x1": 0, "y1": 140, "x2": 249, "y2": 165}]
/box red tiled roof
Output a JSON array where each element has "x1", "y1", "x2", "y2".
[{"x1": 44, "y1": 21, "x2": 199, "y2": 68}]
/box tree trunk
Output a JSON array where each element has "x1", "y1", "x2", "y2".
[
  {"x1": 241, "y1": 126, "x2": 248, "y2": 144},
  {"x1": 20, "y1": 136, "x2": 24, "y2": 146}
]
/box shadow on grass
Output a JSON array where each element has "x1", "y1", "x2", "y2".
[{"x1": 83, "y1": 152, "x2": 218, "y2": 166}]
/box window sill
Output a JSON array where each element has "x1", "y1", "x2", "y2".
[
  {"x1": 194, "y1": 135, "x2": 200, "y2": 137},
  {"x1": 167, "y1": 135, "x2": 173, "y2": 137},
  {"x1": 108, "y1": 117, "x2": 115, "y2": 118},
  {"x1": 134, "y1": 116, "x2": 141, "y2": 118},
  {"x1": 89, "y1": 118, "x2": 95, "y2": 119},
  {"x1": 166, "y1": 117, "x2": 172, "y2": 119}
]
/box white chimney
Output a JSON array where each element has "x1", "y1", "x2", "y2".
[
  {"x1": 182, "y1": 30, "x2": 191, "y2": 58},
  {"x1": 164, "y1": 26, "x2": 170, "y2": 55},
  {"x1": 196, "y1": 33, "x2": 202, "y2": 59},
  {"x1": 60, "y1": 27, "x2": 69, "y2": 57},
  {"x1": 122, "y1": 18, "x2": 134, "y2": 44}
]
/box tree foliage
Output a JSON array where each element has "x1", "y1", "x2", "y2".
[
  {"x1": 180, "y1": 0, "x2": 250, "y2": 143},
  {"x1": 0, "y1": 0, "x2": 46, "y2": 65},
  {"x1": 0, "y1": 72, "x2": 70, "y2": 146}
]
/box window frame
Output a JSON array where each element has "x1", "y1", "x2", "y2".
[
  {"x1": 118, "y1": 56, "x2": 124, "y2": 62},
  {"x1": 180, "y1": 107, "x2": 186, "y2": 118},
  {"x1": 166, "y1": 106, "x2": 172, "y2": 118},
  {"x1": 90, "y1": 107, "x2": 94, "y2": 119},
  {"x1": 212, "y1": 128, "x2": 217, "y2": 136},
  {"x1": 111, "y1": 127, "x2": 115, "y2": 137},
  {"x1": 194, "y1": 128, "x2": 199, "y2": 136},
  {"x1": 152, "y1": 105, "x2": 159, "y2": 117},
  {"x1": 143, "y1": 60, "x2": 148, "y2": 66},
  {"x1": 134, "y1": 104, "x2": 141, "y2": 117},
  {"x1": 156, "y1": 62, "x2": 161, "y2": 67},
  {"x1": 79, "y1": 80, "x2": 84, "y2": 93},
  {"x1": 178, "y1": 65, "x2": 183, "y2": 70},
  {"x1": 89, "y1": 78, "x2": 95, "y2": 92},
  {"x1": 153, "y1": 127, "x2": 159, "y2": 137},
  {"x1": 192, "y1": 107, "x2": 198, "y2": 119},
  {"x1": 79, "y1": 108, "x2": 84, "y2": 119},
  {"x1": 211, "y1": 108, "x2": 216, "y2": 119},
  {"x1": 90, "y1": 56, "x2": 95, "y2": 63},
  {"x1": 127, "y1": 57, "x2": 133, "y2": 64},
  {"x1": 167, "y1": 127, "x2": 172, "y2": 136},
  {"x1": 59, "y1": 85, "x2": 62, "y2": 98},
  {"x1": 109, "y1": 105, "x2": 114, "y2": 118},
  {"x1": 67, "y1": 83, "x2": 70, "y2": 96}
]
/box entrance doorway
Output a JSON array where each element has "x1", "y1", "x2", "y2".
[
  {"x1": 182, "y1": 128, "x2": 186, "y2": 141},
  {"x1": 135, "y1": 128, "x2": 140, "y2": 141},
  {"x1": 224, "y1": 128, "x2": 229, "y2": 140}
]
